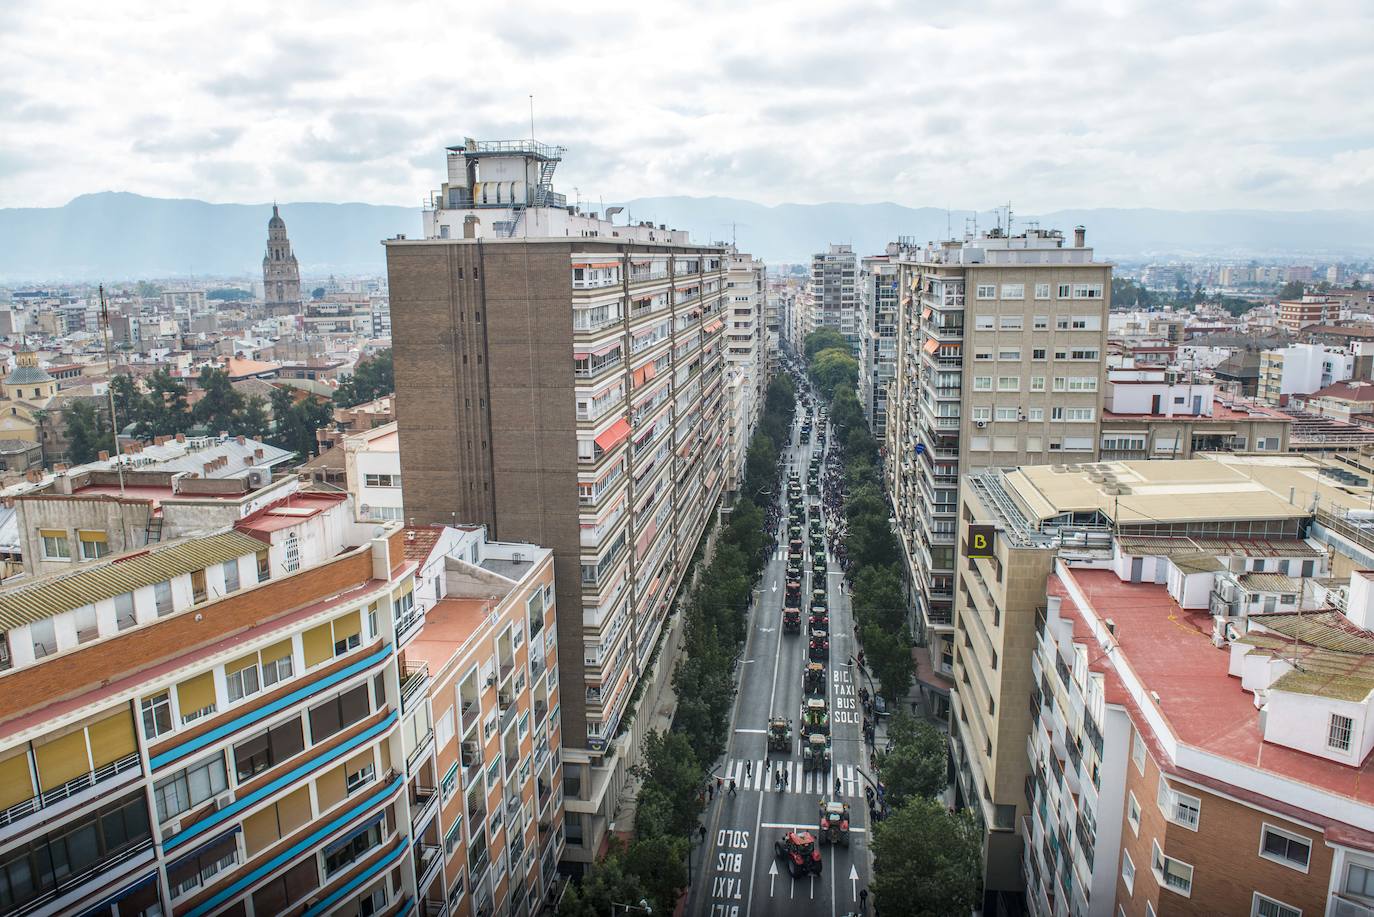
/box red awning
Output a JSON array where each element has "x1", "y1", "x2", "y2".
[
  {"x1": 923, "y1": 338, "x2": 940, "y2": 354},
  {"x1": 594, "y1": 418, "x2": 631, "y2": 451}
]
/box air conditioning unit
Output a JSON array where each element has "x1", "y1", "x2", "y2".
[
  {"x1": 214, "y1": 792, "x2": 235, "y2": 811},
  {"x1": 975, "y1": 421, "x2": 987, "y2": 428}
]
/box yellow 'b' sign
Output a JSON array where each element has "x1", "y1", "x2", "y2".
[{"x1": 967, "y1": 524, "x2": 995, "y2": 558}]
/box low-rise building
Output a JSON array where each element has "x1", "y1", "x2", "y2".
[
  {"x1": 1099, "y1": 370, "x2": 1290, "y2": 459},
  {"x1": 1257, "y1": 343, "x2": 1363, "y2": 405}
]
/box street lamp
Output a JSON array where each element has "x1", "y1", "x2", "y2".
[{"x1": 612, "y1": 900, "x2": 653, "y2": 914}]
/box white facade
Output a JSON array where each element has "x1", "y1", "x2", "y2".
[
  {"x1": 1103, "y1": 370, "x2": 1215, "y2": 417},
  {"x1": 1265, "y1": 343, "x2": 1356, "y2": 398},
  {"x1": 724, "y1": 251, "x2": 766, "y2": 492},
  {"x1": 342, "y1": 422, "x2": 403, "y2": 522},
  {"x1": 858, "y1": 248, "x2": 903, "y2": 436},
  {"x1": 810, "y1": 244, "x2": 858, "y2": 348}
]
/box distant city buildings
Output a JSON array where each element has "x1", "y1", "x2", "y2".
[
  {"x1": 809, "y1": 243, "x2": 859, "y2": 348},
  {"x1": 858, "y1": 243, "x2": 906, "y2": 437}
]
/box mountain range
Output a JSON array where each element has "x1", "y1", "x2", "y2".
[{"x1": 3, "y1": 192, "x2": 1374, "y2": 283}]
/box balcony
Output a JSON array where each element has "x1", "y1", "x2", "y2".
[
  {"x1": 414, "y1": 842, "x2": 443, "y2": 887},
  {"x1": 1333, "y1": 895, "x2": 1374, "y2": 917},
  {"x1": 0, "y1": 751, "x2": 142, "y2": 830},
  {"x1": 422, "y1": 900, "x2": 449, "y2": 917},
  {"x1": 411, "y1": 784, "x2": 439, "y2": 827},
  {"x1": 401, "y1": 661, "x2": 431, "y2": 714},
  {"x1": 573, "y1": 275, "x2": 621, "y2": 290}
]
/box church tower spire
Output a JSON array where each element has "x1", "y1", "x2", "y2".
[{"x1": 263, "y1": 204, "x2": 302, "y2": 315}]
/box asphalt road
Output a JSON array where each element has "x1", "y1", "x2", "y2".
[{"x1": 688, "y1": 401, "x2": 872, "y2": 917}]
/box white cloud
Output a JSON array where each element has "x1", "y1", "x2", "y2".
[{"x1": 0, "y1": 0, "x2": 1372, "y2": 210}]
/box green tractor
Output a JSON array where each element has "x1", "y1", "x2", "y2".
[
  {"x1": 799, "y1": 697, "x2": 830, "y2": 739},
  {"x1": 767, "y1": 716, "x2": 792, "y2": 753},
  {"x1": 802, "y1": 732, "x2": 832, "y2": 773}
]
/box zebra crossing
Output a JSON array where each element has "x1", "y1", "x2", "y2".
[{"x1": 720, "y1": 758, "x2": 861, "y2": 797}]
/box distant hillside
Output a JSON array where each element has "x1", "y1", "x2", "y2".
[{"x1": 3, "y1": 192, "x2": 1373, "y2": 282}]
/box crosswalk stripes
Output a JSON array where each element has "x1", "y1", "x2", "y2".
[{"x1": 720, "y1": 759, "x2": 860, "y2": 797}]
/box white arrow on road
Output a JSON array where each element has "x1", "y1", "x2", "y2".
[
  {"x1": 849, "y1": 864, "x2": 859, "y2": 900},
  {"x1": 769, "y1": 860, "x2": 778, "y2": 896}
]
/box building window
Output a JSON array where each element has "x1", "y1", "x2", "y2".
[
  {"x1": 284, "y1": 532, "x2": 300, "y2": 572},
  {"x1": 262, "y1": 645, "x2": 294, "y2": 687},
  {"x1": 997, "y1": 349, "x2": 1021, "y2": 361},
  {"x1": 78, "y1": 530, "x2": 109, "y2": 560},
  {"x1": 167, "y1": 829, "x2": 238, "y2": 899},
  {"x1": 1001, "y1": 284, "x2": 1025, "y2": 300},
  {"x1": 115, "y1": 592, "x2": 137, "y2": 630},
  {"x1": 363, "y1": 473, "x2": 401, "y2": 487},
  {"x1": 973, "y1": 376, "x2": 993, "y2": 392},
  {"x1": 974, "y1": 314, "x2": 995, "y2": 330},
  {"x1": 308, "y1": 684, "x2": 371, "y2": 743},
  {"x1": 1259, "y1": 824, "x2": 1311, "y2": 871},
  {"x1": 222, "y1": 560, "x2": 240, "y2": 593},
  {"x1": 141, "y1": 692, "x2": 174, "y2": 740},
  {"x1": 1251, "y1": 893, "x2": 1301, "y2": 917},
  {"x1": 995, "y1": 407, "x2": 1018, "y2": 422},
  {"x1": 256, "y1": 549, "x2": 271, "y2": 583},
  {"x1": 1057, "y1": 283, "x2": 1072, "y2": 298},
  {"x1": 1329, "y1": 713, "x2": 1354, "y2": 751},
  {"x1": 345, "y1": 759, "x2": 376, "y2": 792},
  {"x1": 1033, "y1": 315, "x2": 1049, "y2": 329},
  {"x1": 996, "y1": 376, "x2": 1020, "y2": 392},
  {"x1": 1032, "y1": 348, "x2": 1047, "y2": 360},
  {"x1": 1151, "y1": 840, "x2": 1193, "y2": 896},
  {"x1": 1157, "y1": 776, "x2": 1201, "y2": 829},
  {"x1": 1035, "y1": 284, "x2": 1051, "y2": 300},
  {"x1": 1347, "y1": 864, "x2": 1374, "y2": 900},
  {"x1": 1126, "y1": 791, "x2": 1141, "y2": 835},
  {"x1": 39, "y1": 529, "x2": 70, "y2": 560},
  {"x1": 226, "y1": 659, "x2": 262, "y2": 703},
  {"x1": 191, "y1": 569, "x2": 207, "y2": 604},
  {"x1": 1132, "y1": 730, "x2": 1146, "y2": 773},
  {"x1": 233, "y1": 717, "x2": 305, "y2": 780},
  {"x1": 323, "y1": 817, "x2": 384, "y2": 877},
  {"x1": 976, "y1": 284, "x2": 996, "y2": 300},
  {"x1": 154, "y1": 753, "x2": 228, "y2": 823},
  {"x1": 1121, "y1": 849, "x2": 1135, "y2": 893},
  {"x1": 972, "y1": 407, "x2": 991, "y2": 422}
]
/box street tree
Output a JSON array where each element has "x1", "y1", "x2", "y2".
[
  {"x1": 879, "y1": 713, "x2": 949, "y2": 806},
  {"x1": 871, "y1": 798, "x2": 982, "y2": 917},
  {"x1": 803, "y1": 327, "x2": 848, "y2": 360}
]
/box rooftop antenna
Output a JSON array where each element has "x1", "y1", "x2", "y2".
[
  {"x1": 528, "y1": 94, "x2": 535, "y2": 142},
  {"x1": 946, "y1": 208, "x2": 951, "y2": 241},
  {"x1": 1007, "y1": 201, "x2": 1014, "y2": 236},
  {"x1": 97, "y1": 285, "x2": 125, "y2": 495}
]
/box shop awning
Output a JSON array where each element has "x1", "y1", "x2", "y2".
[
  {"x1": 923, "y1": 338, "x2": 940, "y2": 354},
  {"x1": 922, "y1": 307, "x2": 932, "y2": 319},
  {"x1": 594, "y1": 418, "x2": 631, "y2": 451},
  {"x1": 574, "y1": 261, "x2": 620, "y2": 269}
]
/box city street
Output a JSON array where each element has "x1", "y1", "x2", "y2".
[{"x1": 689, "y1": 397, "x2": 872, "y2": 917}]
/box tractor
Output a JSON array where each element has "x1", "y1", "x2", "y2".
[
  {"x1": 803, "y1": 661, "x2": 827, "y2": 696},
  {"x1": 799, "y1": 697, "x2": 830, "y2": 738},
  {"x1": 774, "y1": 831, "x2": 822, "y2": 878},
  {"x1": 811, "y1": 588, "x2": 826, "y2": 609},
  {"x1": 786, "y1": 578, "x2": 801, "y2": 603},
  {"x1": 809, "y1": 607, "x2": 829, "y2": 631},
  {"x1": 767, "y1": 717, "x2": 792, "y2": 753},
  {"x1": 802, "y1": 732, "x2": 832, "y2": 773},
  {"x1": 782, "y1": 606, "x2": 802, "y2": 634},
  {"x1": 809, "y1": 629, "x2": 830, "y2": 662},
  {"x1": 818, "y1": 801, "x2": 850, "y2": 847},
  {"x1": 812, "y1": 554, "x2": 827, "y2": 576}
]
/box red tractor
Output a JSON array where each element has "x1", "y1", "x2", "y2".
[
  {"x1": 809, "y1": 629, "x2": 830, "y2": 662},
  {"x1": 774, "y1": 830, "x2": 822, "y2": 878},
  {"x1": 782, "y1": 606, "x2": 802, "y2": 634},
  {"x1": 809, "y1": 607, "x2": 829, "y2": 631},
  {"x1": 818, "y1": 801, "x2": 850, "y2": 846}
]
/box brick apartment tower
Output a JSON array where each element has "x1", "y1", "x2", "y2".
[{"x1": 386, "y1": 139, "x2": 730, "y2": 868}]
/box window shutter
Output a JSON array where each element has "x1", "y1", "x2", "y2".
[
  {"x1": 226, "y1": 652, "x2": 259, "y2": 677},
  {"x1": 177, "y1": 671, "x2": 217, "y2": 717},
  {"x1": 332, "y1": 611, "x2": 361, "y2": 644},
  {"x1": 260, "y1": 638, "x2": 293, "y2": 669},
  {"x1": 0, "y1": 750, "x2": 33, "y2": 809},
  {"x1": 34, "y1": 729, "x2": 90, "y2": 790},
  {"x1": 302, "y1": 623, "x2": 333, "y2": 668},
  {"x1": 87, "y1": 707, "x2": 137, "y2": 767}
]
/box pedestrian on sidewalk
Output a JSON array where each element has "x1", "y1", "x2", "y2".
[
  {"x1": 707, "y1": 782, "x2": 714, "y2": 801},
  {"x1": 859, "y1": 888, "x2": 868, "y2": 913},
  {"x1": 716, "y1": 776, "x2": 723, "y2": 795}
]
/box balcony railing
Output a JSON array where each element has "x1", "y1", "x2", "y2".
[
  {"x1": 0, "y1": 752, "x2": 141, "y2": 830},
  {"x1": 401, "y1": 661, "x2": 430, "y2": 713},
  {"x1": 1333, "y1": 895, "x2": 1374, "y2": 917}
]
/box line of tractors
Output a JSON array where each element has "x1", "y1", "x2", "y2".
[{"x1": 769, "y1": 410, "x2": 850, "y2": 879}]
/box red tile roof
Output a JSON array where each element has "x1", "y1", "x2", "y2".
[{"x1": 235, "y1": 491, "x2": 348, "y2": 538}]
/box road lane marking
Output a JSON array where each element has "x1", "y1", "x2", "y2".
[{"x1": 734, "y1": 728, "x2": 766, "y2": 734}]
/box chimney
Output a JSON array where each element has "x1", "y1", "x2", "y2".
[
  {"x1": 26, "y1": 469, "x2": 41, "y2": 483},
  {"x1": 98, "y1": 450, "x2": 110, "y2": 461},
  {"x1": 1073, "y1": 226, "x2": 1086, "y2": 248},
  {"x1": 236, "y1": 435, "x2": 246, "y2": 445},
  {"x1": 176, "y1": 433, "x2": 186, "y2": 443},
  {"x1": 54, "y1": 463, "x2": 67, "y2": 473},
  {"x1": 203, "y1": 461, "x2": 213, "y2": 476},
  {"x1": 254, "y1": 448, "x2": 264, "y2": 459}
]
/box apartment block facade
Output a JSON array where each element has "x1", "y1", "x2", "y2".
[
  {"x1": 724, "y1": 250, "x2": 767, "y2": 492},
  {"x1": 387, "y1": 140, "x2": 729, "y2": 869},
  {"x1": 885, "y1": 228, "x2": 1111, "y2": 718},
  {"x1": 0, "y1": 491, "x2": 563, "y2": 917},
  {"x1": 858, "y1": 247, "x2": 903, "y2": 437},
  {"x1": 957, "y1": 455, "x2": 1374, "y2": 915},
  {"x1": 810, "y1": 244, "x2": 858, "y2": 348}
]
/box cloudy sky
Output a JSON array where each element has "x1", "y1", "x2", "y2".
[{"x1": 3, "y1": 0, "x2": 1373, "y2": 212}]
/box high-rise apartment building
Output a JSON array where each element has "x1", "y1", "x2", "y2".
[
  {"x1": 810, "y1": 244, "x2": 858, "y2": 348},
  {"x1": 956, "y1": 455, "x2": 1374, "y2": 916},
  {"x1": 0, "y1": 491, "x2": 563, "y2": 916},
  {"x1": 885, "y1": 227, "x2": 1111, "y2": 720},
  {"x1": 858, "y1": 245, "x2": 904, "y2": 436},
  {"x1": 723, "y1": 250, "x2": 767, "y2": 492},
  {"x1": 262, "y1": 205, "x2": 302, "y2": 316},
  {"x1": 386, "y1": 139, "x2": 729, "y2": 869}
]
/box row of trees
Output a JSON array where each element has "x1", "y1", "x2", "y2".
[
  {"x1": 560, "y1": 375, "x2": 797, "y2": 914},
  {"x1": 797, "y1": 332, "x2": 982, "y2": 914},
  {"x1": 63, "y1": 349, "x2": 393, "y2": 465}
]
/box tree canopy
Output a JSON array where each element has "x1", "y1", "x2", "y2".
[
  {"x1": 334, "y1": 349, "x2": 393, "y2": 407},
  {"x1": 810, "y1": 348, "x2": 859, "y2": 399},
  {"x1": 803, "y1": 327, "x2": 849, "y2": 360},
  {"x1": 206, "y1": 288, "x2": 252, "y2": 301},
  {"x1": 871, "y1": 799, "x2": 982, "y2": 917}
]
